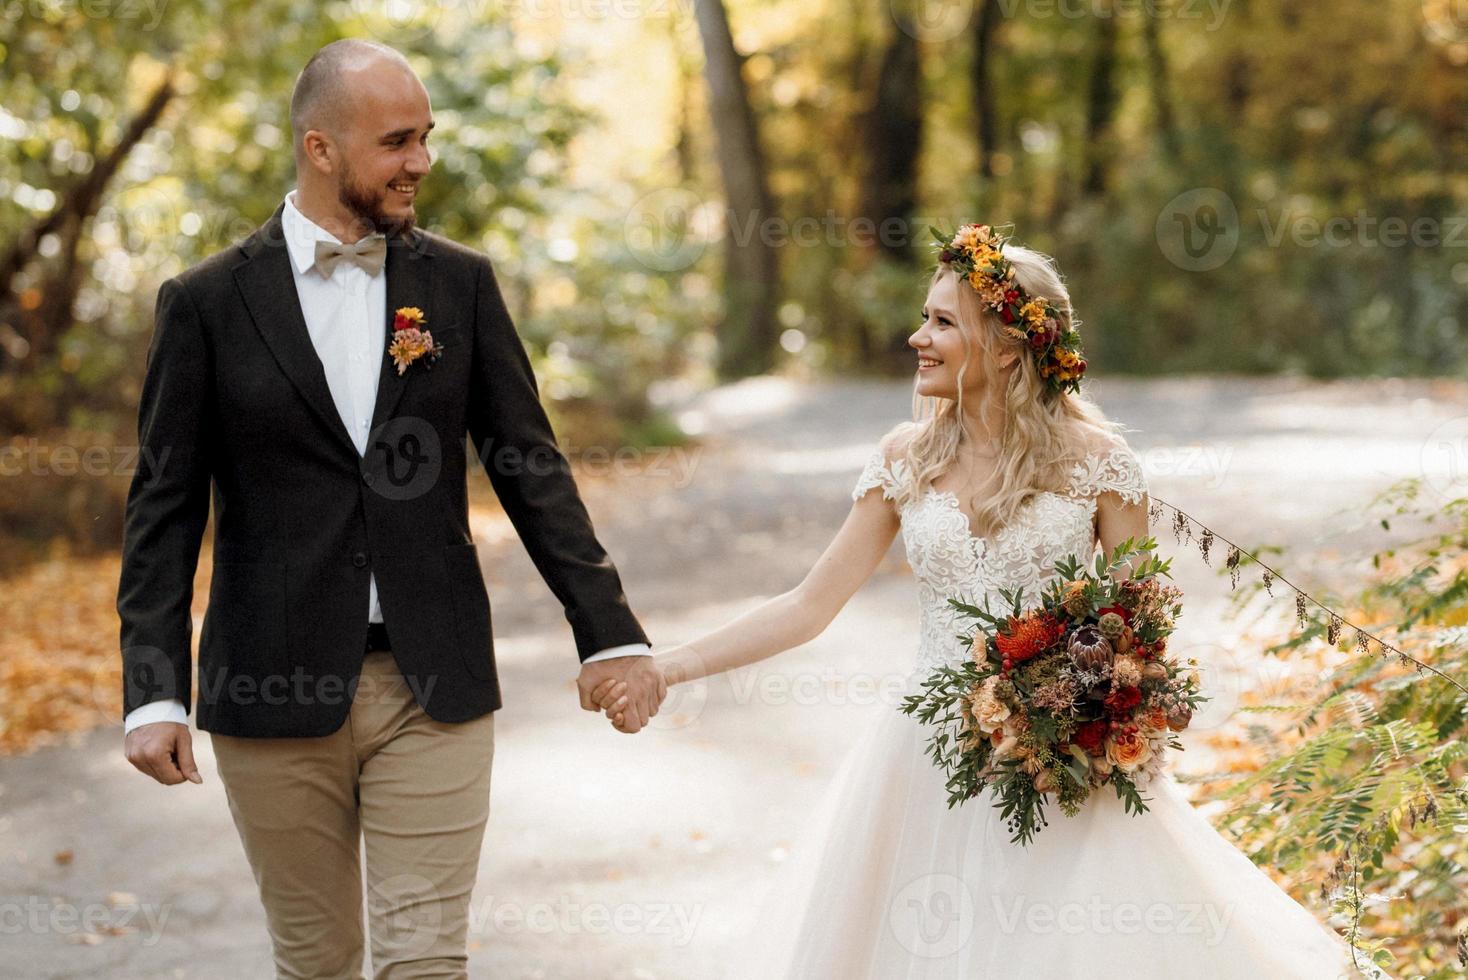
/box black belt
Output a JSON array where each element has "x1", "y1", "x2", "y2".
[{"x1": 365, "y1": 622, "x2": 392, "y2": 652}]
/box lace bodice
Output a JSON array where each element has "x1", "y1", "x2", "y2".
[{"x1": 853, "y1": 438, "x2": 1149, "y2": 681}]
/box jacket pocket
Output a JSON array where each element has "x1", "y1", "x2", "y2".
[
  {"x1": 431, "y1": 323, "x2": 463, "y2": 347},
  {"x1": 199, "y1": 560, "x2": 289, "y2": 697},
  {"x1": 444, "y1": 542, "x2": 494, "y2": 679}
]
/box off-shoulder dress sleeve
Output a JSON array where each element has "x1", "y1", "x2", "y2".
[
  {"x1": 1068, "y1": 439, "x2": 1148, "y2": 505},
  {"x1": 853, "y1": 449, "x2": 906, "y2": 502}
]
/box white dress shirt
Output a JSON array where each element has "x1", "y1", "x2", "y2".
[{"x1": 123, "y1": 191, "x2": 646, "y2": 733}]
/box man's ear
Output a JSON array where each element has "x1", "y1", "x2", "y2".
[{"x1": 301, "y1": 130, "x2": 336, "y2": 176}]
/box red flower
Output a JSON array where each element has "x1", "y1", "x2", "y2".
[
  {"x1": 1097, "y1": 604, "x2": 1131, "y2": 624},
  {"x1": 1104, "y1": 685, "x2": 1142, "y2": 715},
  {"x1": 1073, "y1": 719, "x2": 1109, "y2": 755},
  {"x1": 393, "y1": 306, "x2": 426, "y2": 332},
  {"x1": 1004, "y1": 289, "x2": 1020, "y2": 303}
]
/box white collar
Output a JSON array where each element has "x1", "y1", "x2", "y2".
[{"x1": 281, "y1": 190, "x2": 385, "y2": 278}]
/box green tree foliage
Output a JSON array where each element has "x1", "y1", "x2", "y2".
[
  {"x1": 0, "y1": 2, "x2": 707, "y2": 554},
  {"x1": 1197, "y1": 481, "x2": 1468, "y2": 976}
]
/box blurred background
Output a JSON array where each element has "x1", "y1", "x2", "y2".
[{"x1": 2, "y1": 0, "x2": 1467, "y2": 977}]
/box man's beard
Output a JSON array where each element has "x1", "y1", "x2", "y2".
[{"x1": 337, "y1": 161, "x2": 416, "y2": 239}]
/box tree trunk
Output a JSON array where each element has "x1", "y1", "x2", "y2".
[
  {"x1": 971, "y1": 0, "x2": 1001, "y2": 180},
  {"x1": 857, "y1": 1, "x2": 923, "y2": 264},
  {"x1": 1081, "y1": 3, "x2": 1120, "y2": 197},
  {"x1": 1223, "y1": 0, "x2": 1252, "y2": 123},
  {"x1": 691, "y1": 0, "x2": 780, "y2": 378},
  {"x1": 1141, "y1": 10, "x2": 1182, "y2": 166},
  {"x1": 0, "y1": 71, "x2": 176, "y2": 382},
  {"x1": 670, "y1": 15, "x2": 699, "y2": 185},
  {"x1": 1, "y1": 72, "x2": 175, "y2": 308}
]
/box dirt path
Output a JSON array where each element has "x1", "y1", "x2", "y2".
[{"x1": 3, "y1": 375, "x2": 1464, "y2": 978}]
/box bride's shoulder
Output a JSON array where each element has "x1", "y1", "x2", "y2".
[
  {"x1": 1065, "y1": 426, "x2": 1148, "y2": 504},
  {"x1": 877, "y1": 419, "x2": 926, "y2": 460},
  {"x1": 853, "y1": 420, "x2": 926, "y2": 503}
]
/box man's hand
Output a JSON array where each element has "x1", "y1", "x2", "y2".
[
  {"x1": 124, "y1": 721, "x2": 203, "y2": 785},
  {"x1": 577, "y1": 656, "x2": 666, "y2": 734}
]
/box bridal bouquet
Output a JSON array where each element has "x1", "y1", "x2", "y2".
[{"x1": 899, "y1": 537, "x2": 1207, "y2": 845}]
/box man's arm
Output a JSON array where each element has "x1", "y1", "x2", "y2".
[
  {"x1": 464, "y1": 256, "x2": 660, "y2": 725},
  {"x1": 116, "y1": 277, "x2": 211, "y2": 783}
]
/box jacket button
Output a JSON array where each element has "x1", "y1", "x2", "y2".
[
  {"x1": 362, "y1": 472, "x2": 375, "y2": 486},
  {"x1": 352, "y1": 552, "x2": 368, "y2": 568}
]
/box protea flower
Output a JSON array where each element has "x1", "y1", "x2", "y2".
[{"x1": 1067, "y1": 625, "x2": 1114, "y2": 670}]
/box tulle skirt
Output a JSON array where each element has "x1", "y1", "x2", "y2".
[{"x1": 742, "y1": 706, "x2": 1383, "y2": 979}]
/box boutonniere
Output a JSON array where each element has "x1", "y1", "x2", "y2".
[{"x1": 387, "y1": 306, "x2": 444, "y2": 375}]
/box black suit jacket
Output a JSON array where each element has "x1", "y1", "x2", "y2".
[{"x1": 116, "y1": 203, "x2": 648, "y2": 737}]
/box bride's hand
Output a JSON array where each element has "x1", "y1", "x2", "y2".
[{"x1": 589, "y1": 677, "x2": 630, "y2": 720}]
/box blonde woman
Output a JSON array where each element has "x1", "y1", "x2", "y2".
[{"x1": 595, "y1": 226, "x2": 1385, "y2": 978}]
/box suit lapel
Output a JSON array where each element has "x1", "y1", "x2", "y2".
[
  {"x1": 369, "y1": 228, "x2": 436, "y2": 436},
  {"x1": 232, "y1": 206, "x2": 438, "y2": 458},
  {"x1": 233, "y1": 204, "x2": 360, "y2": 457}
]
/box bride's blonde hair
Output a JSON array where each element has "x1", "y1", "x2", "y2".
[{"x1": 886, "y1": 242, "x2": 1129, "y2": 539}]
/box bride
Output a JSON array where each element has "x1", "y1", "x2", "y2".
[{"x1": 593, "y1": 224, "x2": 1387, "y2": 979}]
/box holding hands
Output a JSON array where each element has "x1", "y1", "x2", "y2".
[
  {"x1": 582, "y1": 647, "x2": 698, "y2": 733},
  {"x1": 576, "y1": 654, "x2": 668, "y2": 734}
]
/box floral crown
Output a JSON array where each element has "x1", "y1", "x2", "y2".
[{"x1": 930, "y1": 223, "x2": 1086, "y2": 394}]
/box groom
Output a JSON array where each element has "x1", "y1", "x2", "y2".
[{"x1": 117, "y1": 38, "x2": 666, "y2": 976}]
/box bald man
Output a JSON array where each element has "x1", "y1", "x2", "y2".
[{"x1": 117, "y1": 38, "x2": 665, "y2": 977}]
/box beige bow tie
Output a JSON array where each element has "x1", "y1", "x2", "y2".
[{"x1": 314, "y1": 235, "x2": 387, "y2": 277}]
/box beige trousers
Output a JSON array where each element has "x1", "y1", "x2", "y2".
[{"x1": 210, "y1": 647, "x2": 496, "y2": 979}]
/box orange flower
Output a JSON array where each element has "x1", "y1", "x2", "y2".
[
  {"x1": 995, "y1": 611, "x2": 1065, "y2": 664},
  {"x1": 1106, "y1": 732, "x2": 1154, "y2": 773}
]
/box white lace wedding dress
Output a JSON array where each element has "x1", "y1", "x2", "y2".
[{"x1": 740, "y1": 435, "x2": 1384, "y2": 980}]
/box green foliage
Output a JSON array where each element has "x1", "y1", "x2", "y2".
[
  {"x1": 1195, "y1": 480, "x2": 1468, "y2": 977},
  {"x1": 0, "y1": 2, "x2": 701, "y2": 442},
  {"x1": 902, "y1": 0, "x2": 1468, "y2": 379}
]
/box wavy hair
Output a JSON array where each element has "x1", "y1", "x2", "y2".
[{"x1": 887, "y1": 242, "x2": 1129, "y2": 539}]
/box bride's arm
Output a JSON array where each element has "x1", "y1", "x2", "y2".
[
  {"x1": 1097, "y1": 487, "x2": 1152, "y2": 577},
  {"x1": 656, "y1": 488, "x2": 901, "y2": 687}
]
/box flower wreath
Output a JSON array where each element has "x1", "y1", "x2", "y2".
[{"x1": 931, "y1": 223, "x2": 1086, "y2": 394}]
